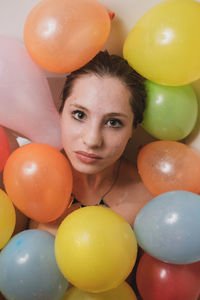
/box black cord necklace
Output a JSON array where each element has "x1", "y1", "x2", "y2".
[{"x1": 99, "y1": 157, "x2": 122, "y2": 207}]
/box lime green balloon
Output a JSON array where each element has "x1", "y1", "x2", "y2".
[{"x1": 142, "y1": 81, "x2": 198, "y2": 141}]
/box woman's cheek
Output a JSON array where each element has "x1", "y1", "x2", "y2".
[
  {"x1": 62, "y1": 121, "x2": 80, "y2": 144},
  {"x1": 107, "y1": 135, "x2": 129, "y2": 156}
]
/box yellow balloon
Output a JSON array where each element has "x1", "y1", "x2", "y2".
[
  {"x1": 0, "y1": 189, "x2": 16, "y2": 249},
  {"x1": 62, "y1": 282, "x2": 137, "y2": 300},
  {"x1": 123, "y1": 0, "x2": 200, "y2": 86},
  {"x1": 55, "y1": 206, "x2": 137, "y2": 293}
]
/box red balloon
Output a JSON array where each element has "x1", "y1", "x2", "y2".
[
  {"x1": 0, "y1": 126, "x2": 10, "y2": 172},
  {"x1": 137, "y1": 141, "x2": 200, "y2": 196},
  {"x1": 136, "y1": 253, "x2": 200, "y2": 300}
]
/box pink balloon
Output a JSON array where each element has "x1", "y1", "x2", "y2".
[{"x1": 0, "y1": 36, "x2": 62, "y2": 149}]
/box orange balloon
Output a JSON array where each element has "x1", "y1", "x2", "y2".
[
  {"x1": 3, "y1": 143, "x2": 73, "y2": 223},
  {"x1": 137, "y1": 141, "x2": 200, "y2": 196},
  {"x1": 24, "y1": 0, "x2": 111, "y2": 73}
]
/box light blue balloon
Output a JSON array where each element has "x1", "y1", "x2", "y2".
[
  {"x1": 134, "y1": 191, "x2": 200, "y2": 264},
  {"x1": 0, "y1": 229, "x2": 69, "y2": 300}
]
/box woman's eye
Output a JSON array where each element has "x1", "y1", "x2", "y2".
[
  {"x1": 72, "y1": 110, "x2": 86, "y2": 120},
  {"x1": 106, "y1": 119, "x2": 123, "y2": 128}
]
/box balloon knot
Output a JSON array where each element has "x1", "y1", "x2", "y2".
[{"x1": 108, "y1": 12, "x2": 115, "y2": 21}]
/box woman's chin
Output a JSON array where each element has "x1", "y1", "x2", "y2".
[{"x1": 71, "y1": 160, "x2": 105, "y2": 175}]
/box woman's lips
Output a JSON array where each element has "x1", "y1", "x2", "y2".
[{"x1": 75, "y1": 151, "x2": 102, "y2": 163}]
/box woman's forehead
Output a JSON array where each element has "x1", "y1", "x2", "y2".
[
  {"x1": 62, "y1": 74, "x2": 134, "y2": 126},
  {"x1": 68, "y1": 74, "x2": 132, "y2": 109}
]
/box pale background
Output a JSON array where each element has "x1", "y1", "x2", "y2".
[{"x1": 0, "y1": 0, "x2": 200, "y2": 161}]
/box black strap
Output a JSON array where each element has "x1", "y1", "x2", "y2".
[
  {"x1": 71, "y1": 195, "x2": 109, "y2": 208},
  {"x1": 99, "y1": 199, "x2": 109, "y2": 207}
]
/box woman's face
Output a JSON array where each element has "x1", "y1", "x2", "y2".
[{"x1": 61, "y1": 74, "x2": 134, "y2": 174}]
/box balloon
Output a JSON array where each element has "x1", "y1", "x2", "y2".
[
  {"x1": 137, "y1": 140, "x2": 200, "y2": 196},
  {"x1": 0, "y1": 35, "x2": 62, "y2": 149},
  {"x1": 24, "y1": 0, "x2": 111, "y2": 73},
  {"x1": 142, "y1": 81, "x2": 198, "y2": 140},
  {"x1": 3, "y1": 128, "x2": 19, "y2": 153},
  {"x1": 134, "y1": 191, "x2": 200, "y2": 264},
  {"x1": 185, "y1": 80, "x2": 200, "y2": 153},
  {"x1": 123, "y1": 0, "x2": 200, "y2": 86},
  {"x1": 0, "y1": 229, "x2": 68, "y2": 300},
  {"x1": 0, "y1": 128, "x2": 20, "y2": 191},
  {"x1": 3, "y1": 143, "x2": 73, "y2": 223},
  {"x1": 0, "y1": 189, "x2": 16, "y2": 249},
  {"x1": 0, "y1": 126, "x2": 10, "y2": 172},
  {"x1": 136, "y1": 253, "x2": 200, "y2": 300},
  {"x1": 55, "y1": 206, "x2": 137, "y2": 293},
  {"x1": 62, "y1": 282, "x2": 137, "y2": 300}
]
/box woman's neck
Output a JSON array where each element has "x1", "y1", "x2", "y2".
[
  {"x1": 72, "y1": 160, "x2": 119, "y2": 191},
  {"x1": 71, "y1": 159, "x2": 121, "y2": 205}
]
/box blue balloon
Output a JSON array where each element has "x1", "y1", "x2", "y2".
[
  {"x1": 0, "y1": 229, "x2": 68, "y2": 300},
  {"x1": 134, "y1": 191, "x2": 200, "y2": 264}
]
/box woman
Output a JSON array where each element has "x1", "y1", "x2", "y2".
[{"x1": 30, "y1": 50, "x2": 153, "y2": 232}]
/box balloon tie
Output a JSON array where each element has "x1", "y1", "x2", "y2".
[{"x1": 108, "y1": 12, "x2": 115, "y2": 21}]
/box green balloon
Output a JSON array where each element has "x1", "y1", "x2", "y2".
[{"x1": 142, "y1": 80, "x2": 198, "y2": 140}]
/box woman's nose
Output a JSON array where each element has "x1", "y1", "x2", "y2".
[{"x1": 82, "y1": 126, "x2": 103, "y2": 148}]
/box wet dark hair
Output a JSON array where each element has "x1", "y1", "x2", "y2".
[{"x1": 60, "y1": 50, "x2": 146, "y2": 128}]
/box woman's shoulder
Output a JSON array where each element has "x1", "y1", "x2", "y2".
[
  {"x1": 108, "y1": 156, "x2": 154, "y2": 225},
  {"x1": 119, "y1": 156, "x2": 153, "y2": 197}
]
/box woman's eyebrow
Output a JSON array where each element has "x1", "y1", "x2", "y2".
[
  {"x1": 106, "y1": 112, "x2": 129, "y2": 118},
  {"x1": 69, "y1": 103, "x2": 89, "y2": 112}
]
